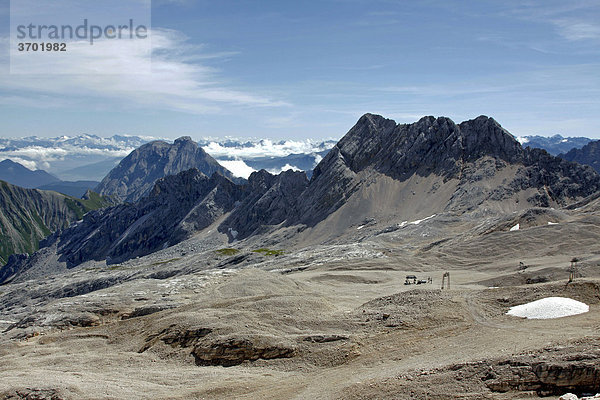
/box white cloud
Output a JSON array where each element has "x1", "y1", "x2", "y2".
[
  {"x1": 1, "y1": 146, "x2": 134, "y2": 162},
  {"x1": 313, "y1": 154, "x2": 323, "y2": 166},
  {"x1": 0, "y1": 29, "x2": 288, "y2": 114},
  {"x1": 203, "y1": 139, "x2": 335, "y2": 159},
  {"x1": 267, "y1": 163, "x2": 301, "y2": 175},
  {"x1": 216, "y1": 159, "x2": 256, "y2": 179}
]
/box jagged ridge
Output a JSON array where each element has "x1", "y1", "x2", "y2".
[{"x1": 296, "y1": 114, "x2": 600, "y2": 225}]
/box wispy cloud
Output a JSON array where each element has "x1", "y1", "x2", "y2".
[
  {"x1": 502, "y1": 1, "x2": 600, "y2": 42},
  {"x1": 552, "y1": 19, "x2": 600, "y2": 41},
  {"x1": 0, "y1": 29, "x2": 288, "y2": 114}
]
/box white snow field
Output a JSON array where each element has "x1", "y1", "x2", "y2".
[{"x1": 507, "y1": 297, "x2": 589, "y2": 319}]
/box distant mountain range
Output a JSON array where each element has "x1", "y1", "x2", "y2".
[
  {"x1": 0, "y1": 134, "x2": 151, "y2": 181},
  {"x1": 0, "y1": 159, "x2": 60, "y2": 188},
  {"x1": 560, "y1": 140, "x2": 600, "y2": 173},
  {"x1": 0, "y1": 159, "x2": 100, "y2": 197},
  {"x1": 516, "y1": 134, "x2": 593, "y2": 155},
  {"x1": 37, "y1": 181, "x2": 102, "y2": 198},
  {"x1": 3, "y1": 114, "x2": 599, "y2": 282},
  {"x1": 1, "y1": 132, "x2": 594, "y2": 182},
  {"x1": 0, "y1": 134, "x2": 339, "y2": 181}
]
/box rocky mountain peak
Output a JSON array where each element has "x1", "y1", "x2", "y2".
[
  {"x1": 95, "y1": 137, "x2": 237, "y2": 203},
  {"x1": 458, "y1": 115, "x2": 523, "y2": 163},
  {"x1": 297, "y1": 113, "x2": 600, "y2": 226},
  {"x1": 330, "y1": 113, "x2": 524, "y2": 179},
  {"x1": 248, "y1": 169, "x2": 278, "y2": 190},
  {"x1": 174, "y1": 136, "x2": 194, "y2": 144}
]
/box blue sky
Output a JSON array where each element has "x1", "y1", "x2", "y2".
[{"x1": 0, "y1": 0, "x2": 599, "y2": 139}]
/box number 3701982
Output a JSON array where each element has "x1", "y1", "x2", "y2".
[{"x1": 18, "y1": 42, "x2": 67, "y2": 51}]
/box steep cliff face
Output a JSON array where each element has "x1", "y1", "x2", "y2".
[
  {"x1": 560, "y1": 140, "x2": 600, "y2": 173},
  {"x1": 95, "y1": 137, "x2": 238, "y2": 203},
  {"x1": 219, "y1": 169, "x2": 309, "y2": 240},
  {"x1": 0, "y1": 181, "x2": 110, "y2": 265}
]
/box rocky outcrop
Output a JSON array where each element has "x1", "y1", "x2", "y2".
[
  {"x1": 219, "y1": 169, "x2": 309, "y2": 240},
  {"x1": 0, "y1": 388, "x2": 65, "y2": 400},
  {"x1": 560, "y1": 140, "x2": 600, "y2": 173},
  {"x1": 139, "y1": 326, "x2": 295, "y2": 367},
  {"x1": 484, "y1": 356, "x2": 600, "y2": 396},
  {"x1": 191, "y1": 336, "x2": 296, "y2": 367},
  {"x1": 95, "y1": 136, "x2": 238, "y2": 203}
]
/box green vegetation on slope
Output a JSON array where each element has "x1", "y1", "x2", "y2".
[
  {"x1": 252, "y1": 248, "x2": 285, "y2": 256},
  {"x1": 216, "y1": 248, "x2": 240, "y2": 256},
  {"x1": 0, "y1": 181, "x2": 113, "y2": 265}
]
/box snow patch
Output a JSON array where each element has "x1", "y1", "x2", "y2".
[
  {"x1": 548, "y1": 221, "x2": 558, "y2": 225},
  {"x1": 510, "y1": 223, "x2": 520, "y2": 231},
  {"x1": 410, "y1": 214, "x2": 436, "y2": 225},
  {"x1": 507, "y1": 297, "x2": 589, "y2": 319},
  {"x1": 356, "y1": 225, "x2": 365, "y2": 230}
]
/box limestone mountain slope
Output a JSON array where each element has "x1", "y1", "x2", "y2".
[
  {"x1": 0, "y1": 181, "x2": 111, "y2": 266},
  {"x1": 294, "y1": 114, "x2": 600, "y2": 227},
  {"x1": 0, "y1": 168, "x2": 306, "y2": 282},
  {"x1": 57, "y1": 169, "x2": 244, "y2": 268},
  {"x1": 95, "y1": 136, "x2": 238, "y2": 203}
]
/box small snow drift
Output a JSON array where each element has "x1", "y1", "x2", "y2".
[{"x1": 507, "y1": 297, "x2": 589, "y2": 319}]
